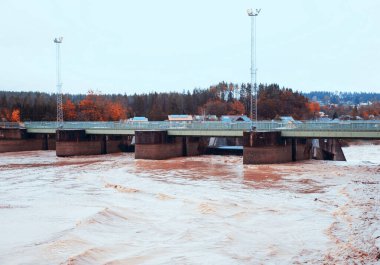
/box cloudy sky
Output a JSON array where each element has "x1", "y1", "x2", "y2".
[{"x1": 0, "y1": 0, "x2": 379, "y2": 94}]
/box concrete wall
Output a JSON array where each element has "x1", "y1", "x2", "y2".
[
  {"x1": 106, "y1": 140, "x2": 123, "y2": 154},
  {"x1": 135, "y1": 142, "x2": 183, "y2": 160},
  {"x1": 56, "y1": 130, "x2": 133, "y2": 157},
  {"x1": 135, "y1": 131, "x2": 205, "y2": 160},
  {"x1": 242, "y1": 131, "x2": 346, "y2": 164},
  {"x1": 56, "y1": 129, "x2": 96, "y2": 157},
  {"x1": 0, "y1": 128, "x2": 55, "y2": 153},
  {"x1": 0, "y1": 139, "x2": 46, "y2": 153},
  {"x1": 243, "y1": 131, "x2": 311, "y2": 164},
  {"x1": 313, "y1": 138, "x2": 346, "y2": 161},
  {"x1": 244, "y1": 146, "x2": 293, "y2": 164},
  {"x1": 38, "y1": 133, "x2": 56, "y2": 150},
  {"x1": 243, "y1": 131, "x2": 289, "y2": 164},
  {"x1": 48, "y1": 137, "x2": 56, "y2": 150},
  {"x1": 185, "y1": 137, "x2": 206, "y2": 156},
  {"x1": 294, "y1": 139, "x2": 312, "y2": 161},
  {"x1": 56, "y1": 141, "x2": 102, "y2": 156},
  {"x1": 0, "y1": 128, "x2": 28, "y2": 140},
  {"x1": 135, "y1": 131, "x2": 184, "y2": 159}
]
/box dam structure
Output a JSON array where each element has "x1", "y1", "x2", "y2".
[{"x1": 1, "y1": 121, "x2": 379, "y2": 164}]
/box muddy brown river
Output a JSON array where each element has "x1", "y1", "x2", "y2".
[{"x1": 0, "y1": 143, "x2": 379, "y2": 264}]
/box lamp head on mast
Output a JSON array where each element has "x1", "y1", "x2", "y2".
[
  {"x1": 54, "y1": 37, "x2": 63, "y2": 43},
  {"x1": 247, "y1": 8, "x2": 261, "y2": 16}
]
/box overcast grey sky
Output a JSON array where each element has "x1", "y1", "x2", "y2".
[{"x1": 0, "y1": 0, "x2": 379, "y2": 94}]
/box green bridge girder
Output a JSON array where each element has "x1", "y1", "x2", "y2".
[{"x1": 281, "y1": 130, "x2": 380, "y2": 139}]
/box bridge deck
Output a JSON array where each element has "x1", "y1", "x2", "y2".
[
  {"x1": 3, "y1": 121, "x2": 379, "y2": 139},
  {"x1": 281, "y1": 130, "x2": 380, "y2": 139}
]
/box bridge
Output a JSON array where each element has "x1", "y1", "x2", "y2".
[
  {"x1": 20, "y1": 120, "x2": 380, "y2": 138},
  {"x1": 1, "y1": 120, "x2": 379, "y2": 164}
]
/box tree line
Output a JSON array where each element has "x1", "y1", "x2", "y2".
[
  {"x1": 1, "y1": 82, "x2": 374, "y2": 122},
  {"x1": 303, "y1": 91, "x2": 380, "y2": 105}
]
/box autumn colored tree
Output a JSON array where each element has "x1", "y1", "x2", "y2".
[
  {"x1": 107, "y1": 102, "x2": 127, "y2": 121},
  {"x1": 360, "y1": 110, "x2": 369, "y2": 120},
  {"x1": 63, "y1": 99, "x2": 77, "y2": 120},
  {"x1": 307, "y1": 102, "x2": 321, "y2": 119},
  {"x1": 307, "y1": 102, "x2": 320, "y2": 113},
  {"x1": 0, "y1": 86, "x2": 379, "y2": 122},
  {"x1": 358, "y1": 102, "x2": 380, "y2": 119},
  {"x1": 0, "y1": 108, "x2": 11, "y2": 121},
  {"x1": 203, "y1": 99, "x2": 228, "y2": 117},
  {"x1": 227, "y1": 100, "x2": 245, "y2": 115},
  {"x1": 75, "y1": 91, "x2": 131, "y2": 121},
  {"x1": 78, "y1": 91, "x2": 104, "y2": 121},
  {"x1": 257, "y1": 84, "x2": 310, "y2": 119},
  {"x1": 10, "y1": 109, "x2": 21, "y2": 122}
]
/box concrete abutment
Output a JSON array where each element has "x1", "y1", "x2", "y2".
[
  {"x1": 0, "y1": 128, "x2": 55, "y2": 153},
  {"x1": 243, "y1": 131, "x2": 312, "y2": 164},
  {"x1": 312, "y1": 138, "x2": 346, "y2": 161},
  {"x1": 134, "y1": 130, "x2": 206, "y2": 160},
  {"x1": 56, "y1": 129, "x2": 133, "y2": 157},
  {"x1": 242, "y1": 131, "x2": 346, "y2": 164}
]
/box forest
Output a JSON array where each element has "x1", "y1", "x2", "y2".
[
  {"x1": 302, "y1": 91, "x2": 380, "y2": 105},
  {"x1": 0, "y1": 82, "x2": 379, "y2": 122}
]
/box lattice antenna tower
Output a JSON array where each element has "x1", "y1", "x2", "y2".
[
  {"x1": 247, "y1": 8, "x2": 261, "y2": 122},
  {"x1": 54, "y1": 37, "x2": 63, "y2": 127}
]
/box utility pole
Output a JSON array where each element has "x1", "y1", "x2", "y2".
[
  {"x1": 54, "y1": 37, "x2": 63, "y2": 128},
  {"x1": 247, "y1": 8, "x2": 260, "y2": 122}
]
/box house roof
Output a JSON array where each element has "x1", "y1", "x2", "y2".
[
  {"x1": 279, "y1": 116, "x2": 295, "y2": 122},
  {"x1": 130, "y1": 117, "x2": 148, "y2": 121},
  {"x1": 221, "y1": 115, "x2": 251, "y2": 122},
  {"x1": 168, "y1": 115, "x2": 193, "y2": 121},
  {"x1": 194, "y1": 115, "x2": 218, "y2": 121}
]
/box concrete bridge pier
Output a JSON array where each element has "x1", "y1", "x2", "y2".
[
  {"x1": 243, "y1": 131, "x2": 311, "y2": 164},
  {"x1": 312, "y1": 138, "x2": 346, "y2": 161},
  {"x1": 0, "y1": 128, "x2": 54, "y2": 153},
  {"x1": 103, "y1": 135, "x2": 134, "y2": 153},
  {"x1": 134, "y1": 130, "x2": 206, "y2": 160},
  {"x1": 56, "y1": 130, "x2": 133, "y2": 157},
  {"x1": 56, "y1": 129, "x2": 101, "y2": 156},
  {"x1": 40, "y1": 133, "x2": 56, "y2": 150}
]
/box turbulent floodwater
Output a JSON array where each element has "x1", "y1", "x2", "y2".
[{"x1": 0, "y1": 144, "x2": 379, "y2": 264}]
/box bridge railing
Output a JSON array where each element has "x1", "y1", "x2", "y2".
[
  {"x1": 294, "y1": 121, "x2": 380, "y2": 131},
  {"x1": 23, "y1": 121, "x2": 287, "y2": 130},
  {"x1": 0, "y1": 122, "x2": 22, "y2": 128},
  {"x1": 22, "y1": 120, "x2": 380, "y2": 132}
]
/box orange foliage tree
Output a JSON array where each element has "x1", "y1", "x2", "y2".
[
  {"x1": 76, "y1": 90, "x2": 129, "y2": 121},
  {"x1": 63, "y1": 99, "x2": 77, "y2": 120},
  {"x1": 227, "y1": 100, "x2": 245, "y2": 115},
  {"x1": 78, "y1": 91, "x2": 104, "y2": 121},
  {"x1": 307, "y1": 102, "x2": 320, "y2": 113},
  {"x1": 307, "y1": 102, "x2": 321, "y2": 118},
  {"x1": 10, "y1": 109, "x2": 21, "y2": 122},
  {"x1": 202, "y1": 99, "x2": 228, "y2": 117},
  {"x1": 359, "y1": 102, "x2": 380, "y2": 119},
  {"x1": 107, "y1": 102, "x2": 127, "y2": 121}
]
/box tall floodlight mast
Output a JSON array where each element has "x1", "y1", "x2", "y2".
[
  {"x1": 54, "y1": 37, "x2": 63, "y2": 127},
  {"x1": 247, "y1": 8, "x2": 260, "y2": 122}
]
